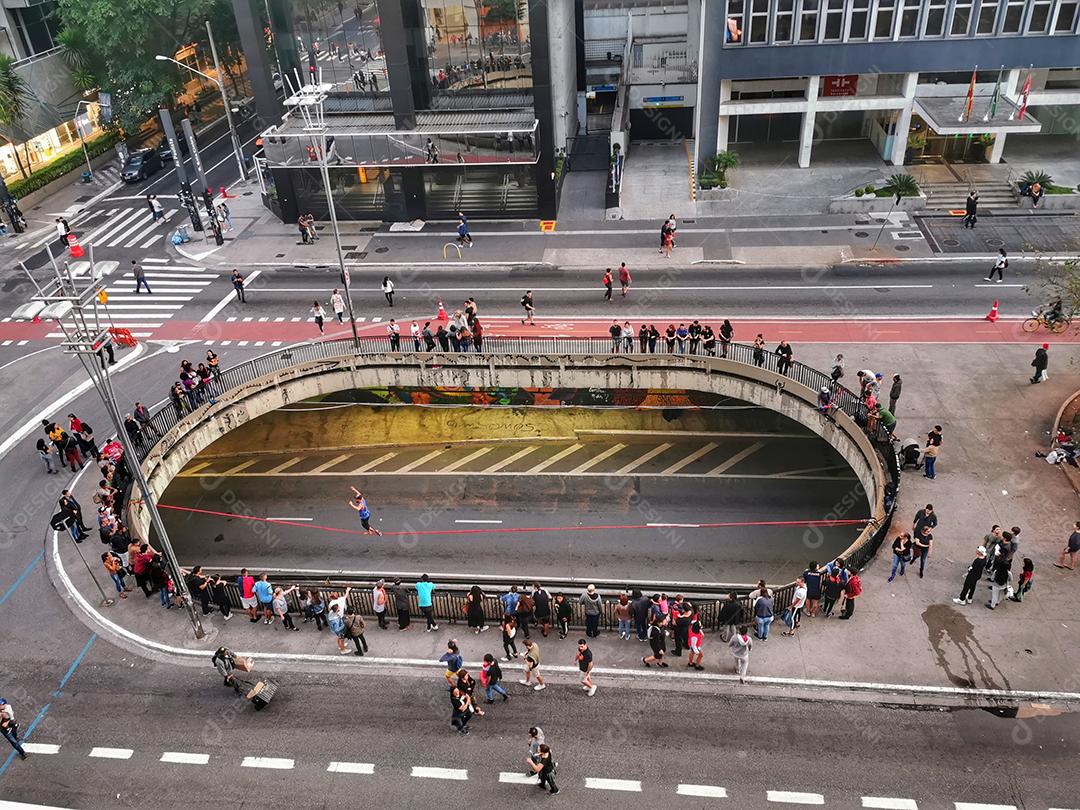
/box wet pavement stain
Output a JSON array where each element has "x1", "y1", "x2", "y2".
[{"x1": 923, "y1": 603, "x2": 1012, "y2": 691}]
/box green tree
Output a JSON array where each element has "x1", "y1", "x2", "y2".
[
  {"x1": 884, "y1": 173, "x2": 920, "y2": 197},
  {"x1": 484, "y1": 0, "x2": 519, "y2": 22},
  {"x1": 1028, "y1": 258, "x2": 1080, "y2": 319},
  {"x1": 0, "y1": 54, "x2": 32, "y2": 178},
  {"x1": 56, "y1": 0, "x2": 221, "y2": 133}
]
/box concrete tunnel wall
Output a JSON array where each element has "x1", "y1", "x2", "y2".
[{"x1": 131, "y1": 353, "x2": 887, "y2": 560}]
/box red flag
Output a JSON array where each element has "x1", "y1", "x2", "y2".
[
  {"x1": 962, "y1": 68, "x2": 977, "y2": 121},
  {"x1": 1018, "y1": 72, "x2": 1032, "y2": 120}
]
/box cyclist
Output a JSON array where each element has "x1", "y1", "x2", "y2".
[{"x1": 1046, "y1": 298, "x2": 1066, "y2": 328}]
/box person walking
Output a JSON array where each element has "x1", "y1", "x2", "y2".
[
  {"x1": 579, "y1": 584, "x2": 602, "y2": 638},
  {"x1": 888, "y1": 532, "x2": 911, "y2": 582},
  {"x1": 231, "y1": 270, "x2": 246, "y2": 303},
  {"x1": 1055, "y1": 521, "x2": 1080, "y2": 570},
  {"x1": 102, "y1": 551, "x2": 130, "y2": 598},
  {"x1": 729, "y1": 625, "x2": 752, "y2": 682},
  {"x1": 56, "y1": 217, "x2": 71, "y2": 248},
  {"x1": 1009, "y1": 558, "x2": 1035, "y2": 602},
  {"x1": 602, "y1": 268, "x2": 613, "y2": 301},
  {"x1": 520, "y1": 290, "x2": 535, "y2": 325},
  {"x1": 985, "y1": 248, "x2": 1007, "y2": 282},
  {"x1": 554, "y1": 592, "x2": 572, "y2": 640},
  {"x1": 456, "y1": 212, "x2": 473, "y2": 247},
  {"x1": 416, "y1": 574, "x2": 439, "y2": 630},
  {"x1": 382, "y1": 276, "x2": 395, "y2": 306},
  {"x1": 576, "y1": 639, "x2": 597, "y2": 696},
  {"x1": 889, "y1": 374, "x2": 902, "y2": 413},
  {"x1": 661, "y1": 227, "x2": 674, "y2": 258},
  {"x1": 347, "y1": 486, "x2": 382, "y2": 535},
  {"x1": 913, "y1": 525, "x2": 934, "y2": 578},
  {"x1": 344, "y1": 607, "x2": 368, "y2": 655},
  {"x1": 963, "y1": 190, "x2": 978, "y2": 229},
  {"x1": 132, "y1": 260, "x2": 152, "y2": 294},
  {"x1": 440, "y1": 640, "x2": 464, "y2": 689},
  {"x1": 392, "y1": 577, "x2": 411, "y2": 630},
  {"x1": 481, "y1": 654, "x2": 509, "y2": 703},
  {"x1": 311, "y1": 301, "x2": 326, "y2": 335},
  {"x1": 450, "y1": 687, "x2": 472, "y2": 734},
  {"x1": 372, "y1": 578, "x2": 389, "y2": 629},
  {"x1": 642, "y1": 615, "x2": 668, "y2": 667},
  {"x1": 529, "y1": 744, "x2": 558, "y2": 794},
  {"x1": 923, "y1": 437, "x2": 940, "y2": 479},
  {"x1": 618, "y1": 262, "x2": 632, "y2": 297},
  {"x1": 1, "y1": 703, "x2": 26, "y2": 761},
  {"x1": 330, "y1": 289, "x2": 346, "y2": 323},
  {"x1": 953, "y1": 545, "x2": 988, "y2": 605},
  {"x1": 466, "y1": 584, "x2": 488, "y2": 634},
  {"x1": 686, "y1": 614, "x2": 705, "y2": 669},
  {"x1": 148, "y1": 194, "x2": 165, "y2": 222},
  {"x1": 501, "y1": 614, "x2": 519, "y2": 660},
  {"x1": 1031, "y1": 343, "x2": 1049, "y2": 384},
  {"x1": 519, "y1": 638, "x2": 546, "y2": 690}
]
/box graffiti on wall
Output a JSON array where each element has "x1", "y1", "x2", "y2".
[{"x1": 316, "y1": 387, "x2": 738, "y2": 408}]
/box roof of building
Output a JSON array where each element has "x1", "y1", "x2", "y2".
[
  {"x1": 270, "y1": 108, "x2": 537, "y2": 137},
  {"x1": 914, "y1": 95, "x2": 1042, "y2": 135}
]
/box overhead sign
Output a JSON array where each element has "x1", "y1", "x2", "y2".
[
  {"x1": 643, "y1": 95, "x2": 685, "y2": 108},
  {"x1": 823, "y1": 75, "x2": 858, "y2": 97},
  {"x1": 590, "y1": 84, "x2": 616, "y2": 93}
]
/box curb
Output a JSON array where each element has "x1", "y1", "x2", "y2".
[{"x1": 845, "y1": 254, "x2": 1080, "y2": 265}]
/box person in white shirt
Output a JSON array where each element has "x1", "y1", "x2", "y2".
[
  {"x1": 782, "y1": 577, "x2": 808, "y2": 636},
  {"x1": 310, "y1": 301, "x2": 326, "y2": 335},
  {"x1": 330, "y1": 289, "x2": 346, "y2": 323},
  {"x1": 328, "y1": 587, "x2": 351, "y2": 618},
  {"x1": 381, "y1": 276, "x2": 395, "y2": 307},
  {"x1": 410, "y1": 321, "x2": 421, "y2": 351},
  {"x1": 387, "y1": 319, "x2": 401, "y2": 350}
]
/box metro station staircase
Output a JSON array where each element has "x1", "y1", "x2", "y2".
[{"x1": 920, "y1": 181, "x2": 1019, "y2": 212}]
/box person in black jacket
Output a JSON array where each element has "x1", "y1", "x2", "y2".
[
  {"x1": 643, "y1": 615, "x2": 669, "y2": 667},
  {"x1": 631, "y1": 590, "x2": 651, "y2": 641},
  {"x1": 718, "y1": 592, "x2": 743, "y2": 642},
  {"x1": 554, "y1": 592, "x2": 573, "y2": 640},
  {"x1": 481, "y1": 653, "x2": 508, "y2": 703},
  {"x1": 953, "y1": 546, "x2": 987, "y2": 605}
]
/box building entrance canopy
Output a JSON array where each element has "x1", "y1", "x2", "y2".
[
  {"x1": 262, "y1": 110, "x2": 539, "y2": 169},
  {"x1": 913, "y1": 96, "x2": 1042, "y2": 136}
]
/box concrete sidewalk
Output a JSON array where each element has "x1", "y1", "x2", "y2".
[{"x1": 53, "y1": 342, "x2": 1080, "y2": 702}]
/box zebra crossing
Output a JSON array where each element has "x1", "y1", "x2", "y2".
[
  {"x1": 14, "y1": 204, "x2": 177, "y2": 253},
  {"x1": 39, "y1": 257, "x2": 217, "y2": 338}
]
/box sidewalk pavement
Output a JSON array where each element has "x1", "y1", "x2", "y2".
[{"x1": 54, "y1": 342, "x2": 1080, "y2": 700}]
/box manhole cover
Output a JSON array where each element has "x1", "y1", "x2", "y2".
[
  {"x1": 854, "y1": 231, "x2": 869, "y2": 238},
  {"x1": 986, "y1": 238, "x2": 1005, "y2": 247},
  {"x1": 943, "y1": 238, "x2": 961, "y2": 246},
  {"x1": 275, "y1": 253, "x2": 286, "y2": 258},
  {"x1": 894, "y1": 244, "x2": 910, "y2": 252},
  {"x1": 342, "y1": 245, "x2": 358, "y2": 250},
  {"x1": 375, "y1": 246, "x2": 389, "y2": 253},
  {"x1": 242, "y1": 191, "x2": 254, "y2": 196}
]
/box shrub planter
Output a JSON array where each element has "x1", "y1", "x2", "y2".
[
  {"x1": 1009, "y1": 183, "x2": 1080, "y2": 210},
  {"x1": 14, "y1": 150, "x2": 121, "y2": 210},
  {"x1": 697, "y1": 186, "x2": 738, "y2": 202},
  {"x1": 828, "y1": 191, "x2": 927, "y2": 214}
]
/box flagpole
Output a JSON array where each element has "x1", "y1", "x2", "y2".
[
  {"x1": 984, "y1": 65, "x2": 1003, "y2": 122},
  {"x1": 960, "y1": 65, "x2": 978, "y2": 122}
]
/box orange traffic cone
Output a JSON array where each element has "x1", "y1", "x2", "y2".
[
  {"x1": 985, "y1": 299, "x2": 999, "y2": 322},
  {"x1": 436, "y1": 300, "x2": 448, "y2": 322}
]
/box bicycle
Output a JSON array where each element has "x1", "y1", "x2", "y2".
[{"x1": 1022, "y1": 312, "x2": 1071, "y2": 333}]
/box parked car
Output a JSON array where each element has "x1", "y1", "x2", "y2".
[
  {"x1": 121, "y1": 148, "x2": 162, "y2": 183},
  {"x1": 156, "y1": 134, "x2": 190, "y2": 161}
]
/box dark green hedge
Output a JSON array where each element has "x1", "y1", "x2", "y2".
[{"x1": 7, "y1": 131, "x2": 121, "y2": 199}]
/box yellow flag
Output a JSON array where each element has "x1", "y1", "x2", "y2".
[{"x1": 98, "y1": 290, "x2": 108, "y2": 304}]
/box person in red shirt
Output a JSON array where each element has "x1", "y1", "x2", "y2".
[
  {"x1": 238, "y1": 568, "x2": 258, "y2": 622},
  {"x1": 618, "y1": 262, "x2": 632, "y2": 297}
]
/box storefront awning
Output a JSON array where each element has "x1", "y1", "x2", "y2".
[{"x1": 913, "y1": 96, "x2": 1041, "y2": 135}]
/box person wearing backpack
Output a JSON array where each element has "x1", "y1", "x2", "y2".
[
  {"x1": 514, "y1": 590, "x2": 534, "y2": 639},
  {"x1": 840, "y1": 572, "x2": 862, "y2": 619}
]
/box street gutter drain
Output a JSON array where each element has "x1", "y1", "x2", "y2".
[
  {"x1": 375, "y1": 247, "x2": 389, "y2": 253},
  {"x1": 854, "y1": 231, "x2": 869, "y2": 238}
]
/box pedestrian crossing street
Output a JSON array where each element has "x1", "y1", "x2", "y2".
[
  {"x1": 6, "y1": 743, "x2": 1072, "y2": 809},
  {"x1": 29, "y1": 257, "x2": 218, "y2": 338},
  {"x1": 14, "y1": 203, "x2": 177, "y2": 253},
  {"x1": 177, "y1": 433, "x2": 855, "y2": 481}
]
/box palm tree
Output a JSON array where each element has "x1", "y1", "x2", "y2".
[
  {"x1": 0, "y1": 54, "x2": 31, "y2": 178},
  {"x1": 883, "y1": 173, "x2": 920, "y2": 198}
]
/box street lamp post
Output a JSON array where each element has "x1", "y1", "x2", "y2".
[
  {"x1": 74, "y1": 100, "x2": 95, "y2": 181},
  {"x1": 16, "y1": 248, "x2": 206, "y2": 640},
  {"x1": 155, "y1": 38, "x2": 247, "y2": 183},
  {"x1": 314, "y1": 131, "x2": 361, "y2": 351}
]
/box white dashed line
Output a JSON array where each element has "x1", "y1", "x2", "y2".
[
  {"x1": 499, "y1": 772, "x2": 539, "y2": 784},
  {"x1": 241, "y1": 756, "x2": 294, "y2": 770},
  {"x1": 327, "y1": 761, "x2": 375, "y2": 774},
  {"x1": 954, "y1": 805, "x2": 1017, "y2": 810},
  {"x1": 863, "y1": 799, "x2": 918, "y2": 810},
  {"x1": 678, "y1": 784, "x2": 729, "y2": 798},
  {"x1": 89, "y1": 747, "x2": 133, "y2": 759},
  {"x1": 768, "y1": 792, "x2": 825, "y2": 805},
  {"x1": 21, "y1": 743, "x2": 60, "y2": 754},
  {"x1": 411, "y1": 766, "x2": 468, "y2": 780},
  {"x1": 585, "y1": 777, "x2": 642, "y2": 792},
  {"x1": 160, "y1": 751, "x2": 210, "y2": 765}
]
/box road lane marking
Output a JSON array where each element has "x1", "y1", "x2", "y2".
[
  {"x1": 585, "y1": 777, "x2": 642, "y2": 792},
  {"x1": 200, "y1": 269, "x2": 261, "y2": 324},
  {"x1": 660, "y1": 441, "x2": 718, "y2": 474},
  {"x1": 265, "y1": 457, "x2": 304, "y2": 475},
  {"x1": 484, "y1": 445, "x2": 539, "y2": 472},
  {"x1": 20, "y1": 743, "x2": 60, "y2": 754},
  {"x1": 350, "y1": 451, "x2": 399, "y2": 473},
  {"x1": 438, "y1": 446, "x2": 493, "y2": 472},
  {"x1": 89, "y1": 747, "x2": 133, "y2": 759},
  {"x1": 774, "y1": 464, "x2": 850, "y2": 478},
  {"x1": 954, "y1": 805, "x2": 1017, "y2": 810},
  {"x1": 863, "y1": 799, "x2": 918, "y2": 809},
  {"x1": 396, "y1": 448, "x2": 448, "y2": 473},
  {"x1": 327, "y1": 761, "x2": 375, "y2": 774},
  {"x1": 307, "y1": 453, "x2": 353, "y2": 474},
  {"x1": 499, "y1": 772, "x2": 538, "y2": 784},
  {"x1": 160, "y1": 751, "x2": 210, "y2": 765},
  {"x1": 706, "y1": 441, "x2": 765, "y2": 476},
  {"x1": 768, "y1": 794, "x2": 825, "y2": 807},
  {"x1": 612, "y1": 441, "x2": 673, "y2": 474},
  {"x1": 677, "y1": 784, "x2": 728, "y2": 798},
  {"x1": 266, "y1": 517, "x2": 313, "y2": 521},
  {"x1": 410, "y1": 766, "x2": 468, "y2": 780},
  {"x1": 648, "y1": 523, "x2": 701, "y2": 528},
  {"x1": 526, "y1": 443, "x2": 583, "y2": 473},
  {"x1": 242, "y1": 756, "x2": 294, "y2": 770},
  {"x1": 455, "y1": 519, "x2": 503, "y2": 524},
  {"x1": 568, "y1": 442, "x2": 626, "y2": 473},
  {"x1": 219, "y1": 459, "x2": 259, "y2": 476}
]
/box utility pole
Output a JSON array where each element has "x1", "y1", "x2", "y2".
[
  {"x1": 206, "y1": 20, "x2": 248, "y2": 181},
  {"x1": 17, "y1": 247, "x2": 205, "y2": 640}
]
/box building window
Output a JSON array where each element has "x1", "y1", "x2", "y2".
[
  {"x1": 950, "y1": 0, "x2": 974, "y2": 35},
  {"x1": 748, "y1": 0, "x2": 770, "y2": 43},
  {"x1": 775, "y1": 0, "x2": 795, "y2": 43},
  {"x1": 976, "y1": 0, "x2": 1000, "y2": 34},
  {"x1": 799, "y1": 0, "x2": 820, "y2": 41},
  {"x1": 1002, "y1": 0, "x2": 1027, "y2": 32},
  {"x1": 924, "y1": 0, "x2": 948, "y2": 35},
  {"x1": 823, "y1": 0, "x2": 845, "y2": 39},
  {"x1": 899, "y1": 0, "x2": 922, "y2": 36},
  {"x1": 12, "y1": 0, "x2": 60, "y2": 56},
  {"x1": 1028, "y1": 0, "x2": 1053, "y2": 32},
  {"x1": 1055, "y1": 1, "x2": 1080, "y2": 32},
  {"x1": 874, "y1": 0, "x2": 897, "y2": 39},
  {"x1": 848, "y1": 0, "x2": 871, "y2": 38}
]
